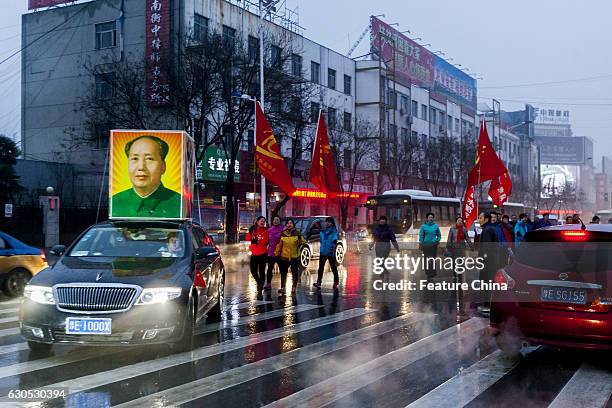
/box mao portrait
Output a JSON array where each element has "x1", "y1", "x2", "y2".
[{"x1": 111, "y1": 135, "x2": 182, "y2": 218}]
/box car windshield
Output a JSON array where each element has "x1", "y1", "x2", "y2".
[{"x1": 68, "y1": 227, "x2": 186, "y2": 258}]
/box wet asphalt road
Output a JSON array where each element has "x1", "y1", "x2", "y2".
[{"x1": 0, "y1": 251, "x2": 611, "y2": 407}]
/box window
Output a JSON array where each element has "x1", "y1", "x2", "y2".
[
  {"x1": 344, "y1": 149, "x2": 352, "y2": 168},
  {"x1": 248, "y1": 36, "x2": 259, "y2": 62},
  {"x1": 388, "y1": 90, "x2": 398, "y2": 109},
  {"x1": 430, "y1": 107, "x2": 436, "y2": 124},
  {"x1": 270, "y1": 45, "x2": 282, "y2": 69},
  {"x1": 222, "y1": 25, "x2": 236, "y2": 46},
  {"x1": 388, "y1": 124, "x2": 397, "y2": 138},
  {"x1": 447, "y1": 115, "x2": 452, "y2": 131},
  {"x1": 193, "y1": 14, "x2": 208, "y2": 42},
  {"x1": 291, "y1": 54, "x2": 302, "y2": 77},
  {"x1": 311, "y1": 61, "x2": 320, "y2": 84},
  {"x1": 343, "y1": 112, "x2": 352, "y2": 132},
  {"x1": 328, "y1": 68, "x2": 336, "y2": 90},
  {"x1": 401, "y1": 95, "x2": 409, "y2": 114},
  {"x1": 343, "y1": 75, "x2": 352, "y2": 95},
  {"x1": 327, "y1": 107, "x2": 337, "y2": 128},
  {"x1": 412, "y1": 130, "x2": 419, "y2": 144},
  {"x1": 93, "y1": 122, "x2": 113, "y2": 149},
  {"x1": 95, "y1": 21, "x2": 116, "y2": 49},
  {"x1": 411, "y1": 100, "x2": 418, "y2": 117},
  {"x1": 310, "y1": 102, "x2": 320, "y2": 123},
  {"x1": 95, "y1": 73, "x2": 115, "y2": 99},
  {"x1": 455, "y1": 118, "x2": 460, "y2": 132},
  {"x1": 421, "y1": 104, "x2": 428, "y2": 121}
]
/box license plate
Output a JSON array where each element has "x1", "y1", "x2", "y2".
[
  {"x1": 540, "y1": 287, "x2": 586, "y2": 304},
  {"x1": 65, "y1": 318, "x2": 112, "y2": 335}
]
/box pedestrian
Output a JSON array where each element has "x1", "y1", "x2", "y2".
[
  {"x1": 509, "y1": 214, "x2": 518, "y2": 228},
  {"x1": 572, "y1": 213, "x2": 581, "y2": 224},
  {"x1": 246, "y1": 216, "x2": 269, "y2": 293},
  {"x1": 536, "y1": 213, "x2": 552, "y2": 229},
  {"x1": 525, "y1": 215, "x2": 535, "y2": 232},
  {"x1": 419, "y1": 212, "x2": 441, "y2": 281},
  {"x1": 609, "y1": 218, "x2": 612, "y2": 224},
  {"x1": 565, "y1": 215, "x2": 573, "y2": 225},
  {"x1": 446, "y1": 216, "x2": 473, "y2": 315},
  {"x1": 368, "y1": 216, "x2": 400, "y2": 272},
  {"x1": 313, "y1": 217, "x2": 339, "y2": 292},
  {"x1": 477, "y1": 211, "x2": 499, "y2": 315},
  {"x1": 275, "y1": 219, "x2": 306, "y2": 296},
  {"x1": 500, "y1": 215, "x2": 515, "y2": 247},
  {"x1": 264, "y1": 215, "x2": 284, "y2": 291},
  {"x1": 514, "y1": 213, "x2": 528, "y2": 247},
  {"x1": 591, "y1": 215, "x2": 601, "y2": 224},
  {"x1": 490, "y1": 212, "x2": 506, "y2": 245}
]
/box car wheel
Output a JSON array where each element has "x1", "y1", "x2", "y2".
[
  {"x1": 3, "y1": 268, "x2": 31, "y2": 297},
  {"x1": 300, "y1": 247, "x2": 311, "y2": 269},
  {"x1": 174, "y1": 297, "x2": 196, "y2": 352},
  {"x1": 335, "y1": 244, "x2": 345, "y2": 264},
  {"x1": 27, "y1": 341, "x2": 53, "y2": 355},
  {"x1": 207, "y1": 269, "x2": 225, "y2": 322}
]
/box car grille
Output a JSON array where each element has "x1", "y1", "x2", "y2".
[
  {"x1": 55, "y1": 286, "x2": 138, "y2": 312},
  {"x1": 52, "y1": 330, "x2": 134, "y2": 343}
]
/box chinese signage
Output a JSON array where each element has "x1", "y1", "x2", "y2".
[
  {"x1": 28, "y1": 0, "x2": 74, "y2": 9},
  {"x1": 146, "y1": 0, "x2": 170, "y2": 106},
  {"x1": 197, "y1": 146, "x2": 240, "y2": 182},
  {"x1": 370, "y1": 16, "x2": 435, "y2": 88},
  {"x1": 535, "y1": 107, "x2": 570, "y2": 124},
  {"x1": 291, "y1": 189, "x2": 360, "y2": 199},
  {"x1": 109, "y1": 130, "x2": 194, "y2": 220},
  {"x1": 433, "y1": 57, "x2": 477, "y2": 109},
  {"x1": 536, "y1": 136, "x2": 585, "y2": 165}
]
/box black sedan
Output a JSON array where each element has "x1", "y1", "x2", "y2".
[{"x1": 20, "y1": 220, "x2": 225, "y2": 353}]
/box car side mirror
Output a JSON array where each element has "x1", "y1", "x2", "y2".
[
  {"x1": 51, "y1": 245, "x2": 66, "y2": 256},
  {"x1": 196, "y1": 247, "x2": 219, "y2": 259}
]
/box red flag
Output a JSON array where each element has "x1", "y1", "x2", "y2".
[
  {"x1": 310, "y1": 111, "x2": 341, "y2": 194},
  {"x1": 255, "y1": 101, "x2": 295, "y2": 195},
  {"x1": 462, "y1": 184, "x2": 478, "y2": 229},
  {"x1": 488, "y1": 170, "x2": 513, "y2": 206},
  {"x1": 467, "y1": 118, "x2": 508, "y2": 185}
]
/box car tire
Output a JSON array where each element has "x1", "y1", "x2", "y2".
[
  {"x1": 207, "y1": 269, "x2": 225, "y2": 322},
  {"x1": 27, "y1": 341, "x2": 53, "y2": 355},
  {"x1": 335, "y1": 244, "x2": 345, "y2": 264},
  {"x1": 2, "y1": 268, "x2": 31, "y2": 297},
  {"x1": 173, "y1": 297, "x2": 196, "y2": 352},
  {"x1": 299, "y1": 247, "x2": 311, "y2": 269}
]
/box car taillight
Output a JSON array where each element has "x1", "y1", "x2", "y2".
[
  {"x1": 193, "y1": 267, "x2": 207, "y2": 289},
  {"x1": 494, "y1": 268, "x2": 516, "y2": 289},
  {"x1": 561, "y1": 230, "x2": 588, "y2": 241}
]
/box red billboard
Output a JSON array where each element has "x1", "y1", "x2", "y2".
[
  {"x1": 28, "y1": 0, "x2": 75, "y2": 9},
  {"x1": 370, "y1": 16, "x2": 435, "y2": 89},
  {"x1": 145, "y1": 0, "x2": 171, "y2": 106}
]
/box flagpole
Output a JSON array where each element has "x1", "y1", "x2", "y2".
[{"x1": 258, "y1": 1, "x2": 267, "y2": 218}]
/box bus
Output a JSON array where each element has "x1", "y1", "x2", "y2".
[
  {"x1": 365, "y1": 189, "x2": 461, "y2": 245},
  {"x1": 478, "y1": 200, "x2": 527, "y2": 217}
]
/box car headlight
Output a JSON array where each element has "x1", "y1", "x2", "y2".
[
  {"x1": 23, "y1": 285, "x2": 56, "y2": 305},
  {"x1": 135, "y1": 287, "x2": 182, "y2": 305}
]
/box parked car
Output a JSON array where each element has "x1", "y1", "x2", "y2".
[
  {"x1": 0, "y1": 231, "x2": 48, "y2": 297},
  {"x1": 288, "y1": 216, "x2": 347, "y2": 269},
  {"x1": 491, "y1": 223, "x2": 612, "y2": 354},
  {"x1": 20, "y1": 220, "x2": 224, "y2": 353}
]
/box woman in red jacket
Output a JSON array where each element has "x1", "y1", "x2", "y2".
[{"x1": 246, "y1": 216, "x2": 269, "y2": 293}]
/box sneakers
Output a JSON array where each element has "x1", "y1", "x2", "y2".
[
  {"x1": 263, "y1": 283, "x2": 272, "y2": 291},
  {"x1": 313, "y1": 282, "x2": 322, "y2": 290},
  {"x1": 278, "y1": 288, "x2": 285, "y2": 296}
]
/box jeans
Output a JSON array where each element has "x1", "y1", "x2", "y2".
[{"x1": 317, "y1": 255, "x2": 339, "y2": 284}]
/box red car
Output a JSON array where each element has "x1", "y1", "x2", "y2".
[{"x1": 490, "y1": 223, "x2": 612, "y2": 353}]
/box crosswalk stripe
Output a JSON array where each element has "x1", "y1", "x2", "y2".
[
  {"x1": 0, "y1": 316, "x2": 18, "y2": 324},
  {"x1": 223, "y1": 300, "x2": 275, "y2": 311},
  {"x1": 0, "y1": 327, "x2": 20, "y2": 338},
  {"x1": 0, "y1": 299, "x2": 22, "y2": 307},
  {"x1": 265, "y1": 317, "x2": 489, "y2": 408},
  {"x1": 548, "y1": 364, "x2": 612, "y2": 408},
  {"x1": 21, "y1": 308, "x2": 372, "y2": 400},
  {"x1": 115, "y1": 312, "x2": 437, "y2": 407},
  {"x1": 406, "y1": 349, "x2": 520, "y2": 408},
  {"x1": 0, "y1": 342, "x2": 30, "y2": 356},
  {"x1": 199, "y1": 304, "x2": 323, "y2": 334},
  {"x1": 0, "y1": 308, "x2": 19, "y2": 316}
]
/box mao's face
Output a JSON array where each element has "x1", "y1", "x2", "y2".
[{"x1": 128, "y1": 138, "x2": 166, "y2": 192}]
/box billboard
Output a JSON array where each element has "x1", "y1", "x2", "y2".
[
  {"x1": 536, "y1": 136, "x2": 586, "y2": 165},
  {"x1": 109, "y1": 130, "x2": 194, "y2": 220},
  {"x1": 28, "y1": 0, "x2": 74, "y2": 9},
  {"x1": 540, "y1": 164, "x2": 576, "y2": 198},
  {"x1": 196, "y1": 146, "x2": 240, "y2": 182},
  {"x1": 535, "y1": 107, "x2": 570, "y2": 124},
  {"x1": 433, "y1": 56, "x2": 477, "y2": 109}
]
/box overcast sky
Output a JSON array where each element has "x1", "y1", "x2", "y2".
[{"x1": 1, "y1": 0, "x2": 611, "y2": 167}]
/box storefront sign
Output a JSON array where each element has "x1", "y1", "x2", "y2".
[
  {"x1": 197, "y1": 146, "x2": 240, "y2": 182},
  {"x1": 291, "y1": 189, "x2": 360, "y2": 199},
  {"x1": 146, "y1": 0, "x2": 170, "y2": 105}
]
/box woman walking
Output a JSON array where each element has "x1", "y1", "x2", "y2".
[
  {"x1": 313, "y1": 217, "x2": 340, "y2": 292},
  {"x1": 419, "y1": 212, "x2": 441, "y2": 281},
  {"x1": 446, "y1": 216, "x2": 473, "y2": 315},
  {"x1": 246, "y1": 216, "x2": 269, "y2": 293},
  {"x1": 275, "y1": 219, "x2": 306, "y2": 296},
  {"x1": 264, "y1": 215, "x2": 284, "y2": 291}
]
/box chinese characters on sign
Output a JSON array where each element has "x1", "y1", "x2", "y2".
[
  {"x1": 534, "y1": 107, "x2": 570, "y2": 124},
  {"x1": 146, "y1": 0, "x2": 170, "y2": 106},
  {"x1": 536, "y1": 136, "x2": 585, "y2": 165},
  {"x1": 197, "y1": 146, "x2": 240, "y2": 182},
  {"x1": 433, "y1": 57, "x2": 477, "y2": 109}
]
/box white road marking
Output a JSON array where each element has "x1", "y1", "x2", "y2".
[
  {"x1": 0, "y1": 308, "x2": 19, "y2": 316},
  {"x1": 548, "y1": 363, "x2": 612, "y2": 408},
  {"x1": 264, "y1": 317, "x2": 489, "y2": 408},
  {"x1": 116, "y1": 312, "x2": 438, "y2": 407},
  {"x1": 0, "y1": 327, "x2": 20, "y2": 338},
  {"x1": 0, "y1": 299, "x2": 23, "y2": 307},
  {"x1": 0, "y1": 316, "x2": 18, "y2": 324},
  {"x1": 223, "y1": 300, "x2": 275, "y2": 311},
  {"x1": 406, "y1": 349, "x2": 520, "y2": 408},
  {"x1": 0, "y1": 342, "x2": 30, "y2": 356},
  {"x1": 18, "y1": 308, "x2": 373, "y2": 401}
]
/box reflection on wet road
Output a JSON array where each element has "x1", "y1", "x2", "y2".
[{"x1": 0, "y1": 252, "x2": 610, "y2": 407}]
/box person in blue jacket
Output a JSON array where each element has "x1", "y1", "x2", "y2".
[
  {"x1": 419, "y1": 212, "x2": 441, "y2": 281},
  {"x1": 314, "y1": 217, "x2": 340, "y2": 291},
  {"x1": 514, "y1": 213, "x2": 529, "y2": 247}
]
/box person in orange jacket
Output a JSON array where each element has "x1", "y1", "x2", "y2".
[{"x1": 246, "y1": 216, "x2": 269, "y2": 292}]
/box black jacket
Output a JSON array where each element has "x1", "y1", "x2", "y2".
[{"x1": 479, "y1": 223, "x2": 499, "y2": 269}]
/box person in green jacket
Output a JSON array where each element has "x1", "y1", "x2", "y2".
[
  {"x1": 419, "y1": 212, "x2": 441, "y2": 281},
  {"x1": 112, "y1": 135, "x2": 181, "y2": 218}
]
